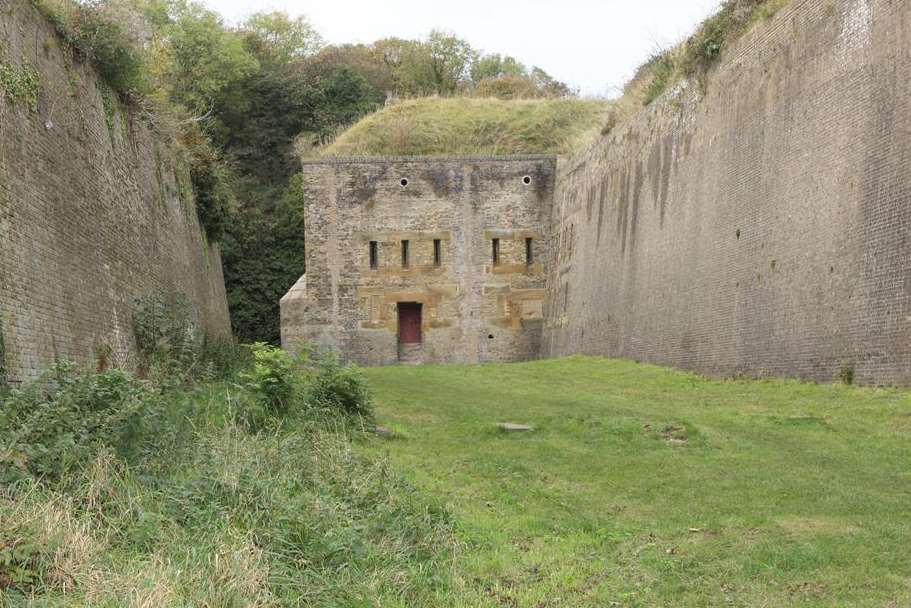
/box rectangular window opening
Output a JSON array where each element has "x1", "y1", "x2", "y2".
[
  {"x1": 525, "y1": 237, "x2": 533, "y2": 266},
  {"x1": 369, "y1": 241, "x2": 378, "y2": 269},
  {"x1": 401, "y1": 240, "x2": 410, "y2": 268},
  {"x1": 492, "y1": 238, "x2": 500, "y2": 266},
  {"x1": 433, "y1": 239, "x2": 442, "y2": 267}
]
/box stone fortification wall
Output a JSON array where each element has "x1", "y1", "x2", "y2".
[
  {"x1": 543, "y1": 0, "x2": 911, "y2": 385},
  {"x1": 0, "y1": 0, "x2": 231, "y2": 384}
]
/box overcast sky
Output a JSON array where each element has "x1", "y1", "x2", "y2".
[{"x1": 202, "y1": 0, "x2": 723, "y2": 97}]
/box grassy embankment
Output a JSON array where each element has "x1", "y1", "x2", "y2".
[
  {"x1": 317, "y1": 97, "x2": 611, "y2": 158},
  {"x1": 364, "y1": 356, "x2": 911, "y2": 607},
  {"x1": 319, "y1": 0, "x2": 795, "y2": 161}
]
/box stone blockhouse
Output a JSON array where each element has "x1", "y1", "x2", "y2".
[
  {"x1": 283, "y1": 0, "x2": 911, "y2": 385},
  {"x1": 281, "y1": 156, "x2": 556, "y2": 365}
]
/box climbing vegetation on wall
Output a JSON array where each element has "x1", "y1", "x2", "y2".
[
  {"x1": 620, "y1": 0, "x2": 791, "y2": 112},
  {"x1": 31, "y1": 0, "x2": 146, "y2": 94},
  {"x1": 0, "y1": 45, "x2": 40, "y2": 111},
  {"x1": 0, "y1": 324, "x2": 7, "y2": 388}
]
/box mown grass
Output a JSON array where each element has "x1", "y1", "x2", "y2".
[
  {"x1": 364, "y1": 356, "x2": 911, "y2": 607},
  {"x1": 317, "y1": 97, "x2": 611, "y2": 158}
]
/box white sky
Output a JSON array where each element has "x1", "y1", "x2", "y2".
[{"x1": 202, "y1": 0, "x2": 723, "y2": 97}]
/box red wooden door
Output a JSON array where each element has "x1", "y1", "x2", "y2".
[{"x1": 398, "y1": 303, "x2": 422, "y2": 343}]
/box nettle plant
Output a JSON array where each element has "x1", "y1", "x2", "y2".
[{"x1": 132, "y1": 290, "x2": 201, "y2": 368}]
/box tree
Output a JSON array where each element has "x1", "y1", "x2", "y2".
[
  {"x1": 531, "y1": 66, "x2": 573, "y2": 98},
  {"x1": 471, "y1": 53, "x2": 526, "y2": 82},
  {"x1": 147, "y1": 1, "x2": 258, "y2": 116},
  {"x1": 305, "y1": 43, "x2": 397, "y2": 98},
  {"x1": 424, "y1": 30, "x2": 476, "y2": 94},
  {"x1": 243, "y1": 11, "x2": 323, "y2": 64}
]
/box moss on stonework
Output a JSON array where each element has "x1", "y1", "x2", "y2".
[{"x1": 0, "y1": 49, "x2": 40, "y2": 112}]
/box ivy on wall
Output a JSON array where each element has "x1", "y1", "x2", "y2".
[{"x1": 0, "y1": 47, "x2": 40, "y2": 112}]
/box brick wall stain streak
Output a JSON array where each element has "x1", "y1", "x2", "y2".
[
  {"x1": 0, "y1": 0, "x2": 231, "y2": 384},
  {"x1": 282, "y1": 157, "x2": 555, "y2": 365},
  {"x1": 542, "y1": 0, "x2": 911, "y2": 386}
]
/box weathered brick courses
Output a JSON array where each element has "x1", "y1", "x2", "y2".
[
  {"x1": 282, "y1": 156, "x2": 555, "y2": 365},
  {"x1": 0, "y1": 0, "x2": 230, "y2": 384},
  {"x1": 542, "y1": 0, "x2": 911, "y2": 385}
]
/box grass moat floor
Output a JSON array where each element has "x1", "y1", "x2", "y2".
[{"x1": 362, "y1": 356, "x2": 911, "y2": 607}]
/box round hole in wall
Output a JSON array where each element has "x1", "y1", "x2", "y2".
[
  {"x1": 488, "y1": 334, "x2": 494, "y2": 339},
  {"x1": 400, "y1": 178, "x2": 409, "y2": 187},
  {"x1": 522, "y1": 175, "x2": 532, "y2": 185}
]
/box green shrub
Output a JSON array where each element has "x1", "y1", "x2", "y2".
[
  {"x1": 0, "y1": 364, "x2": 154, "y2": 483},
  {"x1": 199, "y1": 335, "x2": 252, "y2": 380},
  {"x1": 32, "y1": 0, "x2": 146, "y2": 95},
  {"x1": 308, "y1": 350, "x2": 373, "y2": 419},
  {"x1": 839, "y1": 364, "x2": 855, "y2": 386},
  {"x1": 0, "y1": 537, "x2": 51, "y2": 596},
  {"x1": 237, "y1": 343, "x2": 301, "y2": 427},
  {"x1": 679, "y1": 0, "x2": 786, "y2": 79},
  {"x1": 132, "y1": 289, "x2": 201, "y2": 369},
  {"x1": 641, "y1": 51, "x2": 676, "y2": 106},
  {"x1": 0, "y1": 52, "x2": 41, "y2": 112},
  {"x1": 181, "y1": 124, "x2": 234, "y2": 242},
  {"x1": 623, "y1": 0, "x2": 788, "y2": 109}
]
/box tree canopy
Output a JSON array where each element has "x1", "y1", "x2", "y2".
[{"x1": 34, "y1": 0, "x2": 579, "y2": 343}]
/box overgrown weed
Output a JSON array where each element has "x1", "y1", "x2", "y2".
[{"x1": 0, "y1": 332, "x2": 449, "y2": 604}]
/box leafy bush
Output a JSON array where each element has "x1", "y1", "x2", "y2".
[
  {"x1": 132, "y1": 289, "x2": 200, "y2": 367},
  {"x1": 237, "y1": 343, "x2": 300, "y2": 427},
  {"x1": 681, "y1": 0, "x2": 789, "y2": 79},
  {"x1": 32, "y1": 0, "x2": 146, "y2": 95},
  {"x1": 839, "y1": 364, "x2": 855, "y2": 386},
  {"x1": 308, "y1": 350, "x2": 373, "y2": 419},
  {"x1": 641, "y1": 51, "x2": 676, "y2": 106},
  {"x1": 0, "y1": 538, "x2": 50, "y2": 595},
  {"x1": 199, "y1": 335, "x2": 252, "y2": 380},
  {"x1": 0, "y1": 364, "x2": 153, "y2": 483},
  {"x1": 0, "y1": 50, "x2": 41, "y2": 112},
  {"x1": 180, "y1": 125, "x2": 234, "y2": 242},
  {"x1": 221, "y1": 176, "x2": 306, "y2": 344}
]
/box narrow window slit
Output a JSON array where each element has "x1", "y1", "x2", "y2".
[
  {"x1": 401, "y1": 240, "x2": 410, "y2": 268},
  {"x1": 433, "y1": 239, "x2": 442, "y2": 266},
  {"x1": 369, "y1": 241, "x2": 378, "y2": 269},
  {"x1": 525, "y1": 237, "x2": 533, "y2": 265},
  {"x1": 492, "y1": 238, "x2": 500, "y2": 266}
]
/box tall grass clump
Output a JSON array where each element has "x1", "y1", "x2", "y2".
[{"x1": 0, "y1": 337, "x2": 449, "y2": 604}]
